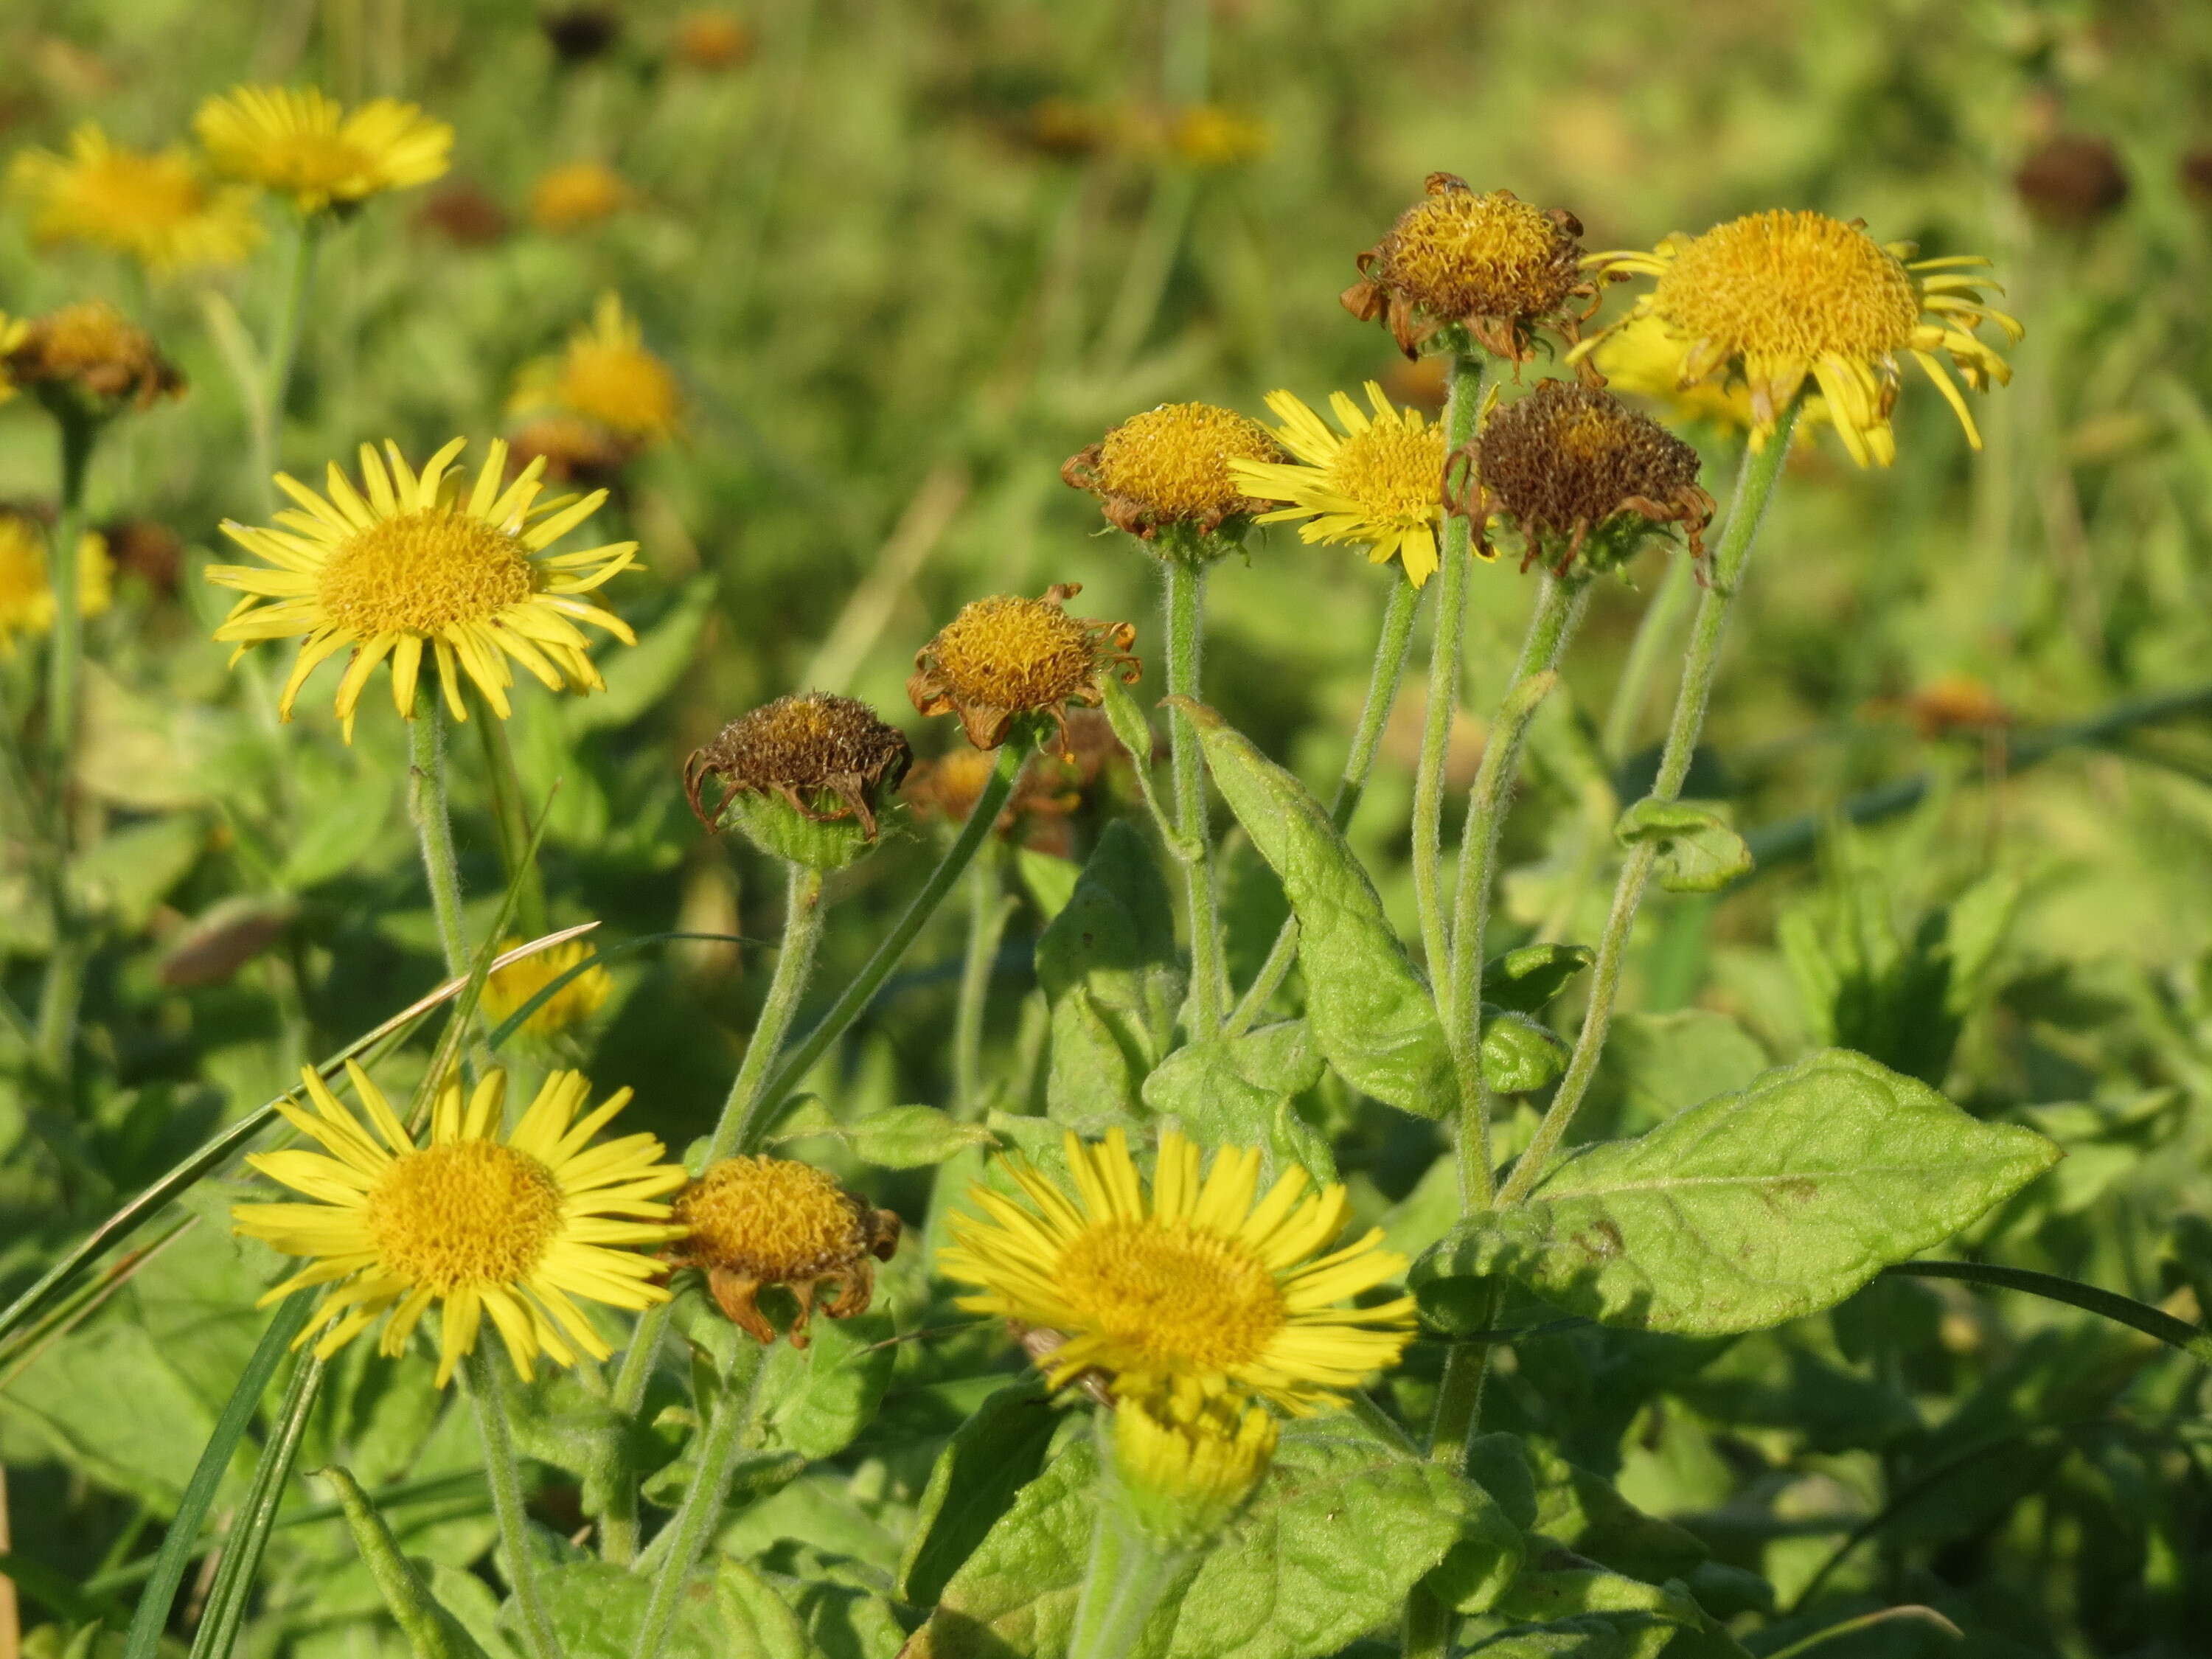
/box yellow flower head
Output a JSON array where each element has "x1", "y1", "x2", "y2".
[
  {"x1": 195, "y1": 86, "x2": 453, "y2": 213},
  {"x1": 1579, "y1": 210, "x2": 2021, "y2": 467},
  {"x1": 205, "y1": 437, "x2": 639, "y2": 740},
  {"x1": 4, "y1": 302, "x2": 184, "y2": 420},
  {"x1": 665, "y1": 1155, "x2": 903, "y2": 1346},
  {"x1": 529, "y1": 160, "x2": 631, "y2": 232},
  {"x1": 0, "y1": 514, "x2": 112, "y2": 655},
  {"x1": 513, "y1": 294, "x2": 681, "y2": 443},
  {"x1": 232, "y1": 1063, "x2": 686, "y2": 1386},
  {"x1": 7, "y1": 124, "x2": 262, "y2": 274},
  {"x1": 1230, "y1": 383, "x2": 1448, "y2": 587},
  {"x1": 908, "y1": 583, "x2": 1139, "y2": 754},
  {"x1": 1062, "y1": 402, "x2": 1285, "y2": 543},
  {"x1": 1345, "y1": 175, "x2": 1594, "y2": 362},
  {"x1": 939, "y1": 1126, "x2": 1416, "y2": 1414},
  {"x1": 674, "y1": 11, "x2": 757, "y2": 70},
  {"x1": 1111, "y1": 1383, "x2": 1278, "y2": 1544},
  {"x1": 482, "y1": 936, "x2": 614, "y2": 1037},
  {"x1": 0, "y1": 313, "x2": 22, "y2": 406},
  {"x1": 1166, "y1": 105, "x2": 1271, "y2": 169}
]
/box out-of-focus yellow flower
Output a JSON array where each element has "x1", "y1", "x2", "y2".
[
  {"x1": 195, "y1": 86, "x2": 452, "y2": 213},
  {"x1": 1231, "y1": 383, "x2": 1448, "y2": 586},
  {"x1": 206, "y1": 438, "x2": 639, "y2": 740},
  {"x1": 1166, "y1": 105, "x2": 1270, "y2": 168},
  {"x1": 1580, "y1": 210, "x2": 2020, "y2": 467},
  {"x1": 528, "y1": 160, "x2": 631, "y2": 232},
  {"x1": 673, "y1": 10, "x2": 755, "y2": 70},
  {"x1": 512, "y1": 294, "x2": 681, "y2": 442},
  {"x1": 482, "y1": 936, "x2": 614, "y2": 1037},
  {"x1": 3, "y1": 302, "x2": 184, "y2": 420},
  {"x1": 0, "y1": 313, "x2": 24, "y2": 407},
  {"x1": 0, "y1": 513, "x2": 111, "y2": 655},
  {"x1": 8, "y1": 124, "x2": 262, "y2": 274}
]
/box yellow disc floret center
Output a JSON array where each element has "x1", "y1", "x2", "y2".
[
  {"x1": 1057, "y1": 1219, "x2": 1286, "y2": 1371},
  {"x1": 1390, "y1": 192, "x2": 1568, "y2": 315},
  {"x1": 319, "y1": 509, "x2": 535, "y2": 635},
  {"x1": 1097, "y1": 404, "x2": 1280, "y2": 518},
  {"x1": 558, "y1": 345, "x2": 680, "y2": 437},
  {"x1": 365, "y1": 1140, "x2": 563, "y2": 1293},
  {"x1": 263, "y1": 134, "x2": 376, "y2": 195},
  {"x1": 931, "y1": 598, "x2": 1094, "y2": 711},
  {"x1": 1652, "y1": 210, "x2": 1921, "y2": 363},
  {"x1": 676, "y1": 1156, "x2": 862, "y2": 1279},
  {"x1": 1330, "y1": 424, "x2": 1444, "y2": 528}
]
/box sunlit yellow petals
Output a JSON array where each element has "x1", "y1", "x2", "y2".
[
  {"x1": 1231, "y1": 388, "x2": 1446, "y2": 587},
  {"x1": 196, "y1": 85, "x2": 451, "y2": 213}
]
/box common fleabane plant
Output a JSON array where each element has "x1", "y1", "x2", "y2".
[{"x1": 19, "y1": 89, "x2": 2198, "y2": 1659}]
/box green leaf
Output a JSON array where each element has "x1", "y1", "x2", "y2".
[
  {"x1": 567, "y1": 576, "x2": 716, "y2": 732},
  {"x1": 74, "y1": 814, "x2": 205, "y2": 928},
  {"x1": 1614, "y1": 800, "x2": 1752, "y2": 894},
  {"x1": 1492, "y1": 1559, "x2": 1746, "y2": 1659},
  {"x1": 1587, "y1": 1011, "x2": 1771, "y2": 1135},
  {"x1": 770, "y1": 1101, "x2": 998, "y2": 1168},
  {"x1": 1481, "y1": 1008, "x2": 1571, "y2": 1096},
  {"x1": 913, "y1": 1414, "x2": 1478, "y2": 1659},
  {"x1": 1484, "y1": 945, "x2": 1596, "y2": 1014},
  {"x1": 714, "y1": 1559, "x2": 817, "y2": 1659},
  {"x1": 1035, "y1": 821, "x2": 1184, "y2": 1131},
  {"x1": 1181, "y1": 702, "x2": 1452, "y2": 1119},
  {"x1": 1015, "y1": 848, "x2": 1081, "y2": 922},
  {"x1": 282, "y1": 770, "x2": 398, "y2": 888},
  {"x1": 1512, "y1": 1441, "x2": 1708, "y2": 1585},
  {"x1": 1413, "y1": 1049, "x2": 2061, "y2": 1335},
  {"x1": 321, "y1": 1467, "x2": 493, "y2": 1659},
  {"x1": 899, "y1": 1380, "x2": 1062, "y2": 1606},
  {"x1": 754, "y1": 1313, "x2": 896, "y2": 1461},
  {"x1": 1140, "y1": 1020, "x2": 1335, "y2": 1183},
  {"x1": 519, "y1": 1559, "x2": 712, "y2": 1659}
]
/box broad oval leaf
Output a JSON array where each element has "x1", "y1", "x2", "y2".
[
  {"x1": 1413, "y1": 1049, "x2": 2060, "y2": 1335},
  {"x1": 1615, "y1": 799, "x2": 1753, "y2": 894}
]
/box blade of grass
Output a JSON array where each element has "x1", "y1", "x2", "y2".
[
  {"x1": 1884, "y1": 1259, "x2": 2212, "y2": 1368},
  {"x1": 183, "y1": 1352, "x2": 326, "y2": 1659}
]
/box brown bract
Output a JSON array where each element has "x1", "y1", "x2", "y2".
[
  {"x1": 506, "y1": 414, "x2": 639, "y2": 487},
  {"x1": 1456, "y1": 380, "x2": 1714, "y2": 575},
  {"x1": 665, "y1": 1155, "x2": 902, "y2": 1347},
  {"x1": 905, "y1": 709, "x2": 1127, "y2": 855},
  {"x1": 1062, "y1": 402, "x2": 1284, "y2": 541},
  {"x1": 4, "y1": 301, "x2": 183, "y2": 417},
  {"x1": 908, "y1": 583, "x2": 1138, "y2": 754},
  {"x1": 1344, "y1": 174, "x2": 1599, "y2": 365},
  {"x1": 684, "y1": 692, "x2": 913, "y2": 838}
]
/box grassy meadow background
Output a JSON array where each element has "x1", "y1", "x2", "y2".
[{"x1": 4, "y1": 1, "x2": 2212, "y2": 1655}]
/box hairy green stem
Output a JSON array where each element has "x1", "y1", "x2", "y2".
[
  {"x1": 1410, "y1": 352, "x2": 1488, "y2": 981},
  {"x1": 1496, "y1": 408, "x2": 1798, "y2": 1211},
  {"x1": 463, "y1": 1346, "x2": 563, "y2": 1659},
  {"x1": 1067, "y1": 1506, "x2": 1192, "y2": 1659},
  {"x1": 33, "y1": 415, "x2": 100, "y2": 1083},
  {"x1": 630, "y1": 1351, "x2": 768, "y2": 1659},
  {"x1": 953, "y1": 849, "x2": 1015, "y2": 1112},
  {"x1": 711, "y1": 860, "x2": 829, "y2": 1162},
  {"x1": 1227, "y1": 570, "x2": 1424, "y2": 1037},
  {"x1": 406, "y1": 709, "x2": 472, "y2": 981},
  {"x1": 1164, "y1": 557, "x2": 1226, "y2": 1033}
]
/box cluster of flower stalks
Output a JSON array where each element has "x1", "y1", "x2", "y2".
[{"x1": 1, "y1": 72, "x2": 2042, "y2": 1659}]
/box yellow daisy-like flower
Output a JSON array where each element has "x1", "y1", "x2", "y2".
[
  {"x1": 939, "y1": 1127, "x2": 1415, "y2": 1415},
  {"x1": 0, "y1": 514, "x2": 113, "y2": 655},
  {"x1": 1229, "y1": 383, "x2": 1449, "y2": 587},
  {"x1": 0, "y1": 313, "x2": 22, "y2": 406},
  {"x1": 206, "y1": 437, "x2": 639, "y2": 740},
  {"x1": 195, "y1": 86, "x2": 453, "y2": 214},
  {"x1": 483, "y1": 936, "x2": 615, "y2": 1037},
  {"x1": 513, "y1": 294, "x2": 681, "y2": 443},
  {"x1": 233, "y1": 1062, "x2": 687, "y2": 1386},
  {"x1": 529, "y1": 160, "x2": 631, "y2": 232},
  {"x1": 7, "y1": 124, "x2": 263, "y2": 274},
  {"x1": 1578, "y1": 210, "x2": 2020, "y2": 468}
]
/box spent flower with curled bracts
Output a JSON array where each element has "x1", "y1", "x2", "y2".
[
  {"x1": 205, "y1": 437, "x2": 639, "y2": 740},
  {"x1": 685, "y1": 691, "x2": 914, "y2": 843},
  {"x1": 1578, "y1": 209, "x2": 2020, "y2": 467},
  {"x1": 0, "y1": 512, "x2": 111, "y2": 655},
  {"x1": 909, "y1": 584, "x2": 1138, "y2": 754},
  {"x1": 232, "y1": 1063, "x2": 687, "y2": 1386},
  {"x1": 1062, "y1": 402, "x2": 1285, "y2": 550},
  {"x1": 939, "y1": 1126, "x2": 1416, "y2": 1415},
  {"x1": 665, "y1": 1155, "x2": 902, "y2": 1347},
  {"x1": 1343, "y1": 174, "x2": 1600, "y2": 364},
  {"x1": 1230, "y1": 382, "x2": 1449, "y2": 586},
  {"x1": 7, "y1": 124, "x2": 262, "y2": 274},
  {"x1": 195, "y1": 85, "x2": 453, "y2": 214},
  {"x1": 1455, "y1": 380, "x2": 1715, "y2": 576},
  {"x1": 2, "y1": 302, "x2": 185, "y2": 423}
]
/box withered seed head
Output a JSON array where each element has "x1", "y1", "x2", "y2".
[
  {"x1": 1062, "y1": 402, "x2": 1284, "y2": 546},
  {"x1": 1343, "y1": 174, "x2": 1599, "y2": 365},
  {"x1": 908, "y1": 583, "x2": 1139, "y2": 754},
  {"x1": 666, "y1": 1155, "x2": 902, "y2": 1348},
  {"x1": 541, "y1": 5, "x2": 619, "y2": 63},
  {"x1": 2013, "y1": 135, "x2": 2129, "y2": 226},
  {"x1": 1461, "y1": 380, "x2": 1714, "y2": 575},
  {"x1": 685, "y1": 692, "x2": 912, "y2": 838},
  {"x1": 4, "y1": 301, "x2": 184, "y2": 421}
]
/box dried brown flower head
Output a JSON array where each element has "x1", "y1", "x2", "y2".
[
  {"x1": 908, "y1": 583, "x2": 1138, "y2": 753},
  {"x1": 4, "y1": 301, "x2": 183, "y2": 419},
  {"x1": 684, "y1": 692, "x2": 913, "y2": 838},
  {"x1": 904, "y1": 710, "x2": 1128, "y2": 854},
  {"x1": 2014, "y1": 135, "x2": 2129, "y2": 226},
  {"x1": 1062, "y1": 402, "x2": 1285, "y2": 546},
  {"x1": 673, "y1": 11, "x2": 756, "y2": 72},
  {"x1": 666, "y1": 1155, "x2": 902, "y2": 1346},
  {"x1": 542, "y1": 6, "x2": 619, "y2": 63},
  {"x1": 506, "y1": 414, "x2": 640, "y2": 487},
  {"x1": 1458, "y1": 380, "x2": 1714, "y2": 574},
  {"x1": 99, "y1": 516, "x2": 184, "y2": 595},
  {"x1": 414, "y1": 179, "x2": 511, "y2": 246},
  {"x1": 2183, "y1": 147, "x2": 2212, "y2": 208},
  {"x1": 1343, "y1": 175, "x2": 1599, "y2": 364}
]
